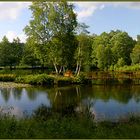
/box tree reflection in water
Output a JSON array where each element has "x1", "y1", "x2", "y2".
[
  {"x1": 0, "y1": 85, "x2": 140, "y2": 121},
  {"x1": 12, "y1": 88, "x2": 22, "y2": 100},
  {"x1": 46, "y1": 86, "x2": 96, "y2": 118},
  {"x1": 0, "y1": 88, "x2": 11, "y2": 102}
]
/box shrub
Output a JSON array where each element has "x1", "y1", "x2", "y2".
[
  {"x1": 15, "y1": 73, "x2": 92, "y2": 86},
  {"x1": 0, "y1": 74, "x2": 16, "y2": 82},
  {"x1": 55, "y1": 76, "x2": 73, "y2": 85},
  {"x1": 15, "y1": 74, "x2": 54, "y2": 85},
  {"x1": 73, "y1": 73, "x2": 91, "y2": 84}
]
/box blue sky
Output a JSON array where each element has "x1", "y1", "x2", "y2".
[{"x1": 0, "y1": 2, "x2": 140, "y2": 42}]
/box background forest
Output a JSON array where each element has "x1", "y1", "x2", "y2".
[{"x1": 0, "y1": 1, "x2": 139, "y2": 75}]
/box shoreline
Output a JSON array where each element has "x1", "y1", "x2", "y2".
[
  {"x1": 0, "y1": 82, "x2": 31, "y2": 88},
  {"x1": 1, "y1": 73, "x2": 140, "y2": 86}
]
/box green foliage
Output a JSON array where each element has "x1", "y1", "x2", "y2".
[
  {"x1": 0, "y1": 69, "x2": 36, "y2": 76},
  {"x1": 75, "y1": 32, "x2": 93, "y2": 74},
  {"x1": 47, "y1": 38, "x2": 62, "y2": 66},
  {"x1": 96, "y1": 45, "x2": 105, "y2": 70},
  {"x1": 0, "y1": 74, "x2": 16, "y2": 81},
  {"x1": 115, "y1": 58, "x2": 125, "y2": 68},
  {"x1": 91, "y1": 31, "x2": 115, "y2": 69},
  {"x1": 74, "y1": 73, "x2": 86, "y2": 83},
  {"x1": 74, "y1": 73, "x2": 91, "y2": 84},
  {"x1": 104, "y1": 46, "x2": 113, "y2": 69},
  {"x1": 111, "y1": 32, "x2": 135, "y2": 65},
  {"x1": 11, "y1": 37, "x2": 24, "y2": 66},
  {"x1": 0, "y1": 105, "x2": 140, "y2": 138},
  {"x1": 131, "y1": 44, "x2": 140, "y2": 65},
  {"x1": 24, "y1": 0, "x2": 77, "y2": 72},
  {"x1": 33, "y1": 105, "x2": 53, "y2": 121},
  {"x1": 0, "y1": 37, "x2": 23, "y2": 68},
  {"x1": 137, "y1": 35, "x2": 140, "y2": 45},
  {"x1": 15, "y1": 74, "x2": 54, "y2": 85},
  {"x1": 91, "y1": 30, "x2": 135, "y2": 70},
  {"x1": 15, "y1": 73, "x2": 91, "y2": 85},
  {"x1": 115, "y1": 64, "x2": 140, "y2": 71},
  {"x1": 55, "y1": 76, "x2": 73, "y2": 85},
  {"x1": 20, "y1": 38, "x2": 40, "y2": 67}
]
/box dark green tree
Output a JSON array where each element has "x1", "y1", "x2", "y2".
[
  {"x1": 91, "y1": 30, "x2": 135, "y2": 70},
  {"x1": 11, "y1": 37, "x2": 24, "y2": 67},
  {"x1": 91, "y1": 32, "x2": 111, "y2": 68},
  {"x1": 0, "y1": 36, "x2": 23, "y2": 70},
  {"x1": 110, "y1": 32, "x2": 135, "y2": 65},
  {"x1": 130, "y1": 44, "x2": 140, "y2": 64},
  {"x1": 21, "y1": 38, "x2": 40, "y2": 67}
]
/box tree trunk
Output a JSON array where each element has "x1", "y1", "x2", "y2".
[
  {"x1": 75, "y1": 46, "x2": 81, "y2": 75},
  {"x1": 59, "y1": 66, "x2": 62, "y2": 74},
  {"x1": 62, "y1": 66, "x2": 65, "y2": 74},
  {"x1": 53, "y1": 63, "x2": 58, "y2": 74},
  {"x1": 75, "y1": 62, "x2": 79, "y2": 75},
  {"x1": 77, "y1": 61, "x2": 81, "y2": 76}
]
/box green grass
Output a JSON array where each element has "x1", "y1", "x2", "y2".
[
  {"x1": 15, "y1": 73, "x2": 91, "y2": 86},
  {"x1": 0, "y1": 74, "x2": 16, "y2": 81},
  {"x1": 114, "y1": 64, "x2": 140, "y2": 72},
  {"x1": 0, "y1": 82, "x2": 31, "y2": 88},
  {"x1": 0, "y1": 111, "x2": 140, "y2": 138},
  {"x1": 1, "y1": 70, "x2": 140, "y2": 85},
  {"x1": 15, "y1": 74, "x2": 54, "y2": 85}
]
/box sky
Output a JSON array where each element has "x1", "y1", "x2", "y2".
[{"x1": 0, "y1": 2, "x2": 140, "y2": 42}]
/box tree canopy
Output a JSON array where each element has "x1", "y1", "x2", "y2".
[
  {"x1": 24, "y1": 0, "x2": 77, "y2": 73},
  {"x1": 0, "y1": 1, "x2": 138, "y2": 73}
]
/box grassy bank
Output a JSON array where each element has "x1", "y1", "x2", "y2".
[
  {"x1": 15, "y1": 73, "x2": 91, "y2": 86},
  {"x1": 1, "y1": 71, "x2": 140, "y2": 85},
  {"x1": 0, "y1": 110, "x2": 140, "y2": 138},
  {"x1": 0, "y1": 82, "x2": 31, "y2": 88},
  {"x1": 15, "y1": 72, "x2": 140, "y2": 85},
  {"x1": 0, "y1": 73, "x2": 91, "y2": 86},
  {"x1": 115, "y1": 64, "x2": 140, "y2": 71}
]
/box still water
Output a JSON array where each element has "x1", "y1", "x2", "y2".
[{"x1": 0, "y1": 85, "x2": 140, "y2": 121}]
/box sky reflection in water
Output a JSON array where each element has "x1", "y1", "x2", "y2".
[{"x1": 0, "y1": 85, "x2": 140, "y2": 121}]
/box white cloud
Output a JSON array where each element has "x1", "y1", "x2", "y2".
[
  {"x1": 111, "y1": 2, "x2": 140, "y2": 9},
  {"x1": 74, "y1": 2, "x2": 140, "y2": 21},
  {"x1": 74, "y1": 2, "x2": 105, "y2": 20},
  {"x1": 6, "y1": 31, "x2": 16, "y2": 42},
  {"x1": 18, "y1": 33, "x2": 27, "y2": 43},
  {"x1": 6, "y1": 31, "x2": 26, "y2": 43},
  {"x1": 128, "y1": 2, "x2": 140, "y2": 9},
  {"x1": 0, "y1": 2, "x2": 31, "y2": 20}
]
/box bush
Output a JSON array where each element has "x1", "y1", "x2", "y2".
[
  {"x1": 15, "y1": 74, "x2": 54, "y2": 85},
  {"x1": 0, "y1": 74, "x2": 16, "y2": 81},
  {"x1": 55, "y1": 76, "x2": 73, "y2": 85},
  {"x1": 116, "y1": 64, "x2": 140, "y2": 72},
  {"x1": 73, "y1": 73, "x2": 91, "y2": 84}
]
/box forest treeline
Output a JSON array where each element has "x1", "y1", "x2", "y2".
[{"x1": 0, "y1": 0, "x2": 139, "y2": 75}]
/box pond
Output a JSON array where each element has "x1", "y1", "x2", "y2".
[{"x1": 0, "y1": 84, "x2": 140, "y2": 121}]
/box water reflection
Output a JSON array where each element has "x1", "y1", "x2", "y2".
[
  {"x1": 46, "y1": 85, "x2": 140, "y2": 121},
  {"x1": 25, "y1": 88, "x2": 38, "y2": 101},
  {"x1": 0, "y1": 85, "x2": 140, "y2": 121},
  {"x1": 0, "y1": 88, "x2": 11, "y2": 102},
  {"x1": 90, "y1": 85, "x2": 133, "y2": 104},
  {"x1": 47, "y1": 86, "x2": 81, "y2": 114},
  {"x1": 12, "y1": 88, "x2": 22, "y2": 100}
]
